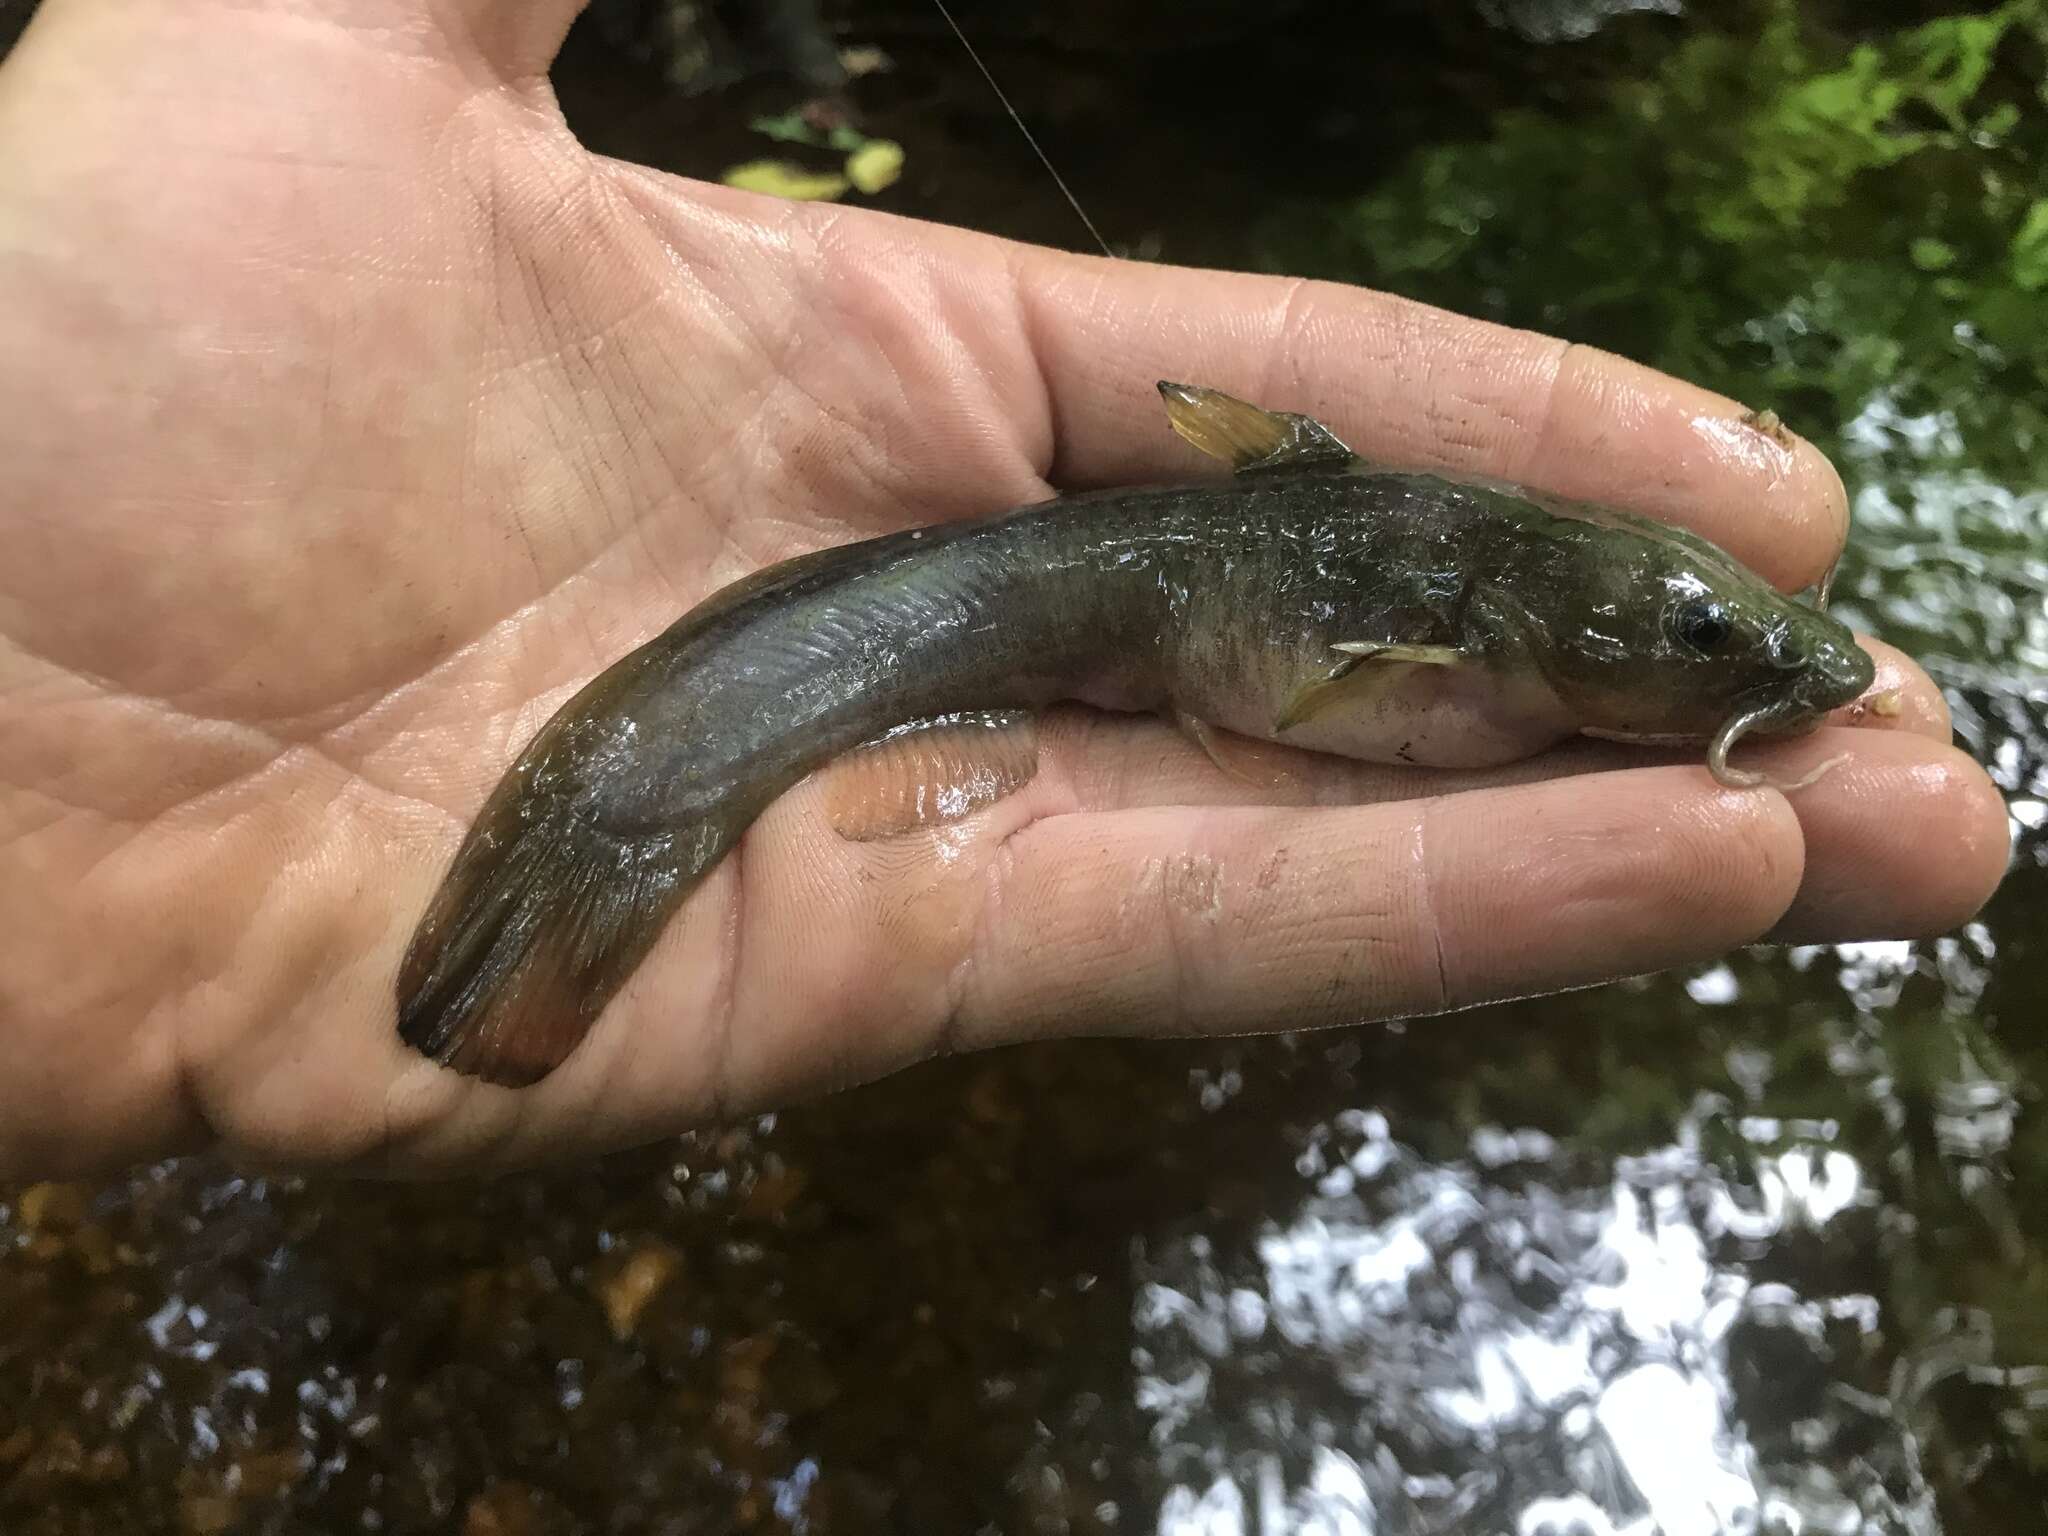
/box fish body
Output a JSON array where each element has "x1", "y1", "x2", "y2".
[{"x1": 397, "y1": 383, "x2": 1872, "y2": 1085}]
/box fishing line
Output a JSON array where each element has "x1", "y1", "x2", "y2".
[{"x1": 927, "y1": 0, "x2": 1114, "y2": 258}]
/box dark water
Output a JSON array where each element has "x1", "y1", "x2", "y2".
[{"x1": 5, "y1": 2, "x2": 2046, "y2": 1532}]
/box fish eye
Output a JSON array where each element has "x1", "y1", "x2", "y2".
[{"x1": 1671, "y1": 598, "x2": 1733, "y2": 653}]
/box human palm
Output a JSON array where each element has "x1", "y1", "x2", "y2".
[{"x1": 0, "y1": 0, "x2": 2007, "y2": 1177}]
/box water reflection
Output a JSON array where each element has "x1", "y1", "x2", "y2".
[
  {"x1": 1478, "y1": 0, "x2": 1685, "y2": 44},
  {"x1": 1836, "y1": 392, "x2": 2048, "y2": 698},
  {"x1": 1137, "y1": 1062, "x2": 1940, "y2": 1535}
]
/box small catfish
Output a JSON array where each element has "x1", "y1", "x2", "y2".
[{"x1": 397, "y1": 383, "x2": 1874, "y2": 1085}]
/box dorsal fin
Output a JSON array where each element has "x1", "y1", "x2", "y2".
[{"x1": 1158, "y1": 381, "x2": 1359, "y2": 474}]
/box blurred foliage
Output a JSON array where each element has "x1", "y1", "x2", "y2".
[
  {"x1": 1264, "y1": 0, "x2": 2048, "y2": 486},
  {"x1": 725, "y1": 110, "x2": 906, "y2": 201}
]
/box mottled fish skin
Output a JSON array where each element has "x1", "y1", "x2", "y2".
[{"x1": 397, "y1": 385, "x2": 1872, "y2": 1086}]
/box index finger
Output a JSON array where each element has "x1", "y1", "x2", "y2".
[{"x1": 1012, "y1": 250, "x2": 1848, "y2": 593}]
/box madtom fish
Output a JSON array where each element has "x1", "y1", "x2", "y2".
[{"x1": 396, "y1": 383, "x2": 1874, "y2": 1085}]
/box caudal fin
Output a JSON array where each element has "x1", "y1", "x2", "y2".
[{"x1": 396, "y1": 773, "x2": 696, "y2": 1087}]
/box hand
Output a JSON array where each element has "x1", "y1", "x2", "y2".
[{"x1": 0, "y1": 0, "x2": 2007, "y2": 1178}]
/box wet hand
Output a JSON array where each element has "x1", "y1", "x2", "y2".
[{"x1": 0, "y1": 0, "x2": 2008, "y2": 1177}]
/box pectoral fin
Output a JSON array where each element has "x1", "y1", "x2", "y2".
[
  {"x1": 1329, "y1": 642, "x2": 1466, "y2": 665},
  {"x1": 1158, "y1": 381, "x2": 1359, "y2": 474},
  {"x1": 1275, "y1": 644, "x2": 1469, "y2": 733},
  {"x1": 1174, "y1": 708, "x2": 1297, "y2": 789},
  {"x1": 820, "y1": 712, "x2": 1039, "y2": 842}
]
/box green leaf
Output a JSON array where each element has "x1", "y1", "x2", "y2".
[
  {"x1": 747, "y1": 111, "x2": 826, "y2": 147},
  {"x1": 1912, "y1": 237, "x2": 1959, "y2": 271},
  {"x1": 2012, "y1": 199, "x2": 2048, "y2": 290}
]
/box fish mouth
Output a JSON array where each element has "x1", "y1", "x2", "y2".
[
  {"x1": 1795, "y1": 635, "x2": 1878, "y2": 713},
  {"x1": 1710, "y1": 634, "x2": 1874, "y2": 781}
]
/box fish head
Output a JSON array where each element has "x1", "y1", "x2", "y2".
[{"x1": 1509, "y1": 509, "x2": 1875, "y2": 744}]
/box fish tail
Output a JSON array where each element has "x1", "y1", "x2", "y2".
[
  {"x1": 396, "y1": 774, "x2": 707, "y2": 1087},
  {"x1": 393, "y1": 519, "x2": 1029, "y2": 1087}
]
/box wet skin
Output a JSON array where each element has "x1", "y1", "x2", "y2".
[{"x1": 0, "y1": 0, "x2": 2007, "y2": 1177}]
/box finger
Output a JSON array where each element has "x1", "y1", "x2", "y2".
[
  {"x1": 621, "y1": 191, "x2": 1838, "y2": 586},
  {"x1": 1033, "y1": 711, "x2": 2001, "y2": 960},
  {"x1": 284, "y1": 722, "x2": 2001, "y2": 1178},
  {"x1": 1760, "y1": 729, "x2": 2010, "y2": 944},
  {"x1": 1010, "y1": 251, "x2": 1846, "y2": 592},
  {"x1": 947, "y1": 767, "x2": 1804, "y2": 1048},
  {"x1": 346, "y1": 761, "x2": 1800, "y2": 1174}
]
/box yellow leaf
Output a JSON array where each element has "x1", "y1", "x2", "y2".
[
  {"x1": 845, "y1": 139, "x2": 905, "y2": 195},
  {"x1": 721, "y1": 160, "x2": 849, "y2": 201}
]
